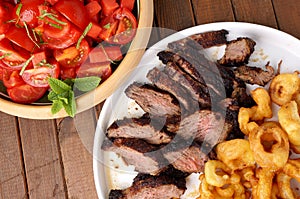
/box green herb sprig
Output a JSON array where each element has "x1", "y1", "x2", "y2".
[{"x1": 48, "y1": 76, "x2": 101, "y2": 117}]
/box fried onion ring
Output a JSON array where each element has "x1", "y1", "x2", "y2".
[
  {"x1": 283, "y1": 159, "x2": 300, "y2": 183},
  {"x1": 249, "y1": 121, "x2": 289, "y2": 171},
  {"x1": 276, "y1": 172, "x2": 296, "y2": 199},
  {"x1": 204, "y1": 160, "x2": 232, "y2": 187},
  {"x1": 252, "y1": 167, "x2": 275, "y2": 199}
]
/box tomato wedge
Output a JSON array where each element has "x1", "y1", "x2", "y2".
[
  {"x1": 54, "y1": 0, "x2": 90, "y2": 30},
  {"x1": 54, "y1": 39, "x2": 90, "y2": 68},
  {"x1": 5, "y1": 26, "x2": 36, "y2": 52},
  {"x1": 0, "y1": 2, "x2": 14, "y2": 34},
  {"x1": 76, "y1": 62, "x2": 112, "y2": 79},
  {"x1": 89, "y1": 46, "x2": 123, "y2": 63},
  {"x1": 3, "y1": 70, "x2": 24, "y2": 89},
  {"x1": 99, "y1": 8, "x2": 137, "y2": 44},
  {"x1": 13, "y1": 1, "x2": 41, "y2": 28},
  {"x1": 21, "y1": 61, "x2": 60, "y2": 87},
  {"x1": 120, "y1": 0, "x2": 135, "y2": 11},
  {"x1": 100, "y1": 0, "x2": 119, "y2": 16},
  {"x1": 7, "y1": 84, "x2": 48, "y2": 104}
]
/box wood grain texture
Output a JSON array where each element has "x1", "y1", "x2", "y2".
[
  {"x1": 272, "y1": 0, "x2": 300, "y2": 39},
  {"x1": 18, "y1": 119, "x2": 66, "y2": 199},
  {"x1": 231, "y1": 0, "x2": 277, "y2": 28},
  {"x1": 154, "y1": 0, "x2": 195, "y2": 37},
  {"x1": 0, "y1": 113, "x2": 27, "y2": 199},
  {"x1": 58, "y1": 109, "x2": 98, "y2": 199},
  {"x1": 192, "y1": 0, "x2": 235, "y2": 24}
]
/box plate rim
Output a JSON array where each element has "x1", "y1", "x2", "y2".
[{"x1": 93, "y1": 21, "x2": 300, "y2": 199}]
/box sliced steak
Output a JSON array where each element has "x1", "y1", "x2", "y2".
[
  {"x1": 107, "y1": 113, "x2": 173, "y2": 145},
  {"x1": 163, "y1": 62, "x2": 211, "y2": 108},
  {"x1": 109, "y1": 167, "x2": 187, "y2": 199},
  {"x1": 190, "y1": 29, "x2": 229, "y2": 48},
  {"x1": 146, "y1": 67, "x2": 198, "y2": 113},
  {"x1": 101, "y1": 138, "x2": 166, "y2": 174},
  {"x1": 162, "y1": 141, "x2": 209, "y2": 173},
  {"x1": 176, "y1": 110, "x2": 233, "y2": 149},
  {"x1": 218, "y1": 37, "x2": 256, "y2": 66},
  {"x1": 233, "y1": 64, "x2": 275, "y2": 86},
  {"x1": 125, "y1": 82, "x2": 181, "y2": 132}
]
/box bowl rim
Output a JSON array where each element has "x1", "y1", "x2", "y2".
[{"x1": 0, "y1": 0, "x2": 154, "y2": 119}]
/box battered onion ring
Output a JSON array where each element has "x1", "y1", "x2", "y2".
[
  {"x1": 283, "y1": 159, "x2": 300, "y2": 182},
  {"x1": 271, "y1": 182, "x2": 281, "y2": 199},
  {"x1": 277, "y1": 172, "x2": 296, "y2": 199},
  {"x1": 216, "y1": 139, "x2": 255, "y2": 171},
  {"x1": 251, "y1": 87, "x2": 273, "y2": 121},
  {"x1": 252, "y1": 167, "x2": 275, "y2": 199},
  {"x1": 249, "y1": 121, "x2": 289, "y2": 171},
  {"x1": 204, "y1": 160, "x2": 232, "y2": 187}
]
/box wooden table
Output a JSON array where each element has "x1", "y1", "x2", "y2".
[{"x1": 1, "y1": 0, "x2": 299, "y2": 198}]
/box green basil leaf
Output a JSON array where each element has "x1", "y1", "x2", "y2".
[
  {"x1": 74, "y1": 76, "x2": 101, "y2": 92},
  {"x1": 48, "y1": 77, "x2": 71, "y2": 94},
  {"x1": 48, "y1": 90, "x2": 58, "y2": 101},
  {"x1": 51, "y1": 100, "x2": 63, "y2": 114},
  {"x1": 63, "y1": 91, "x2": 76, "y2": 117}
]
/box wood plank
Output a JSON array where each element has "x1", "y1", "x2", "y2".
[
  {"x1": 154, "y1": 0, "x2": 195, "y2": 37},
  {"x1": 0, "y1": 112, "x2": 27, "y2": 199},
  {"x1": 18, "y1": 119, "x2": 66, "y2": 198},
  {"x1": 191, "y1": 0, "x2": 235, "y2": 24},
  {"x1": 58, "y1": 109, "x2": 98, "y2": 198},
  {"x1": 231, "y1": 0, "x2": 277, "y2": 28},
  {"x1": 272, "y1": 0, "x2": 300, "y2": 39}
]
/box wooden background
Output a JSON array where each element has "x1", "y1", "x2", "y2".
[{"x1": 1, "y1": 0, "x2": 299, "y2": 198}]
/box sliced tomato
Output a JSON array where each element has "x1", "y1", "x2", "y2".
[
  {"x1": 0, "y1": 2, "x2": 14, "y2": 34},
  {"x1": 7, "y1": 84, "x2": 48, "y2": 104},
  {"x1": 53, "y1": 39, "x2": 90, "y2": 68},
  {"x1": 3, "y1": 70, "x2": 25, "y2": 89},
  {"x1": 5, "y1": 25, "x2": 36, "y2": 52},
  {"x1": 31, "y1": 51, "x2": 47, "y2": 67},
  {"x1": 100, "y1": 0, "x2": 119, "y2": 16},
  {"x1": 85, "y1": 1, "x2": 101, "y2": 18},
  {"x1": 0, "y1": 67, "x2": 3, "y2": 80},
  {"x1": 87, "y1": 21, "x2": 102, "y2": 40},
  {"x1": 0, "y1": 38, "x2": 31, "y2": 70},
  {"x1": 99, "y1": 8, "x2": 137, "y2": 44},
  {"x1": 120, "y1": 0, "x2": 135, "y2": 11},
  {"x1": 21, "y1": 61, "x2": 60, "y2": 87},
  {"x1": 60, "y1": 66, "x2": 77, "y2": 80},
  {"x1": 54, "y1": 0, "x2": 90, "y2": 30},
  {"x1": 89, "y1": 46, "x2": 123, "y2": 63},
  {"x1": 13, "y1": 1, "x2": 40, "y2": 28},
  {"x1": 45, "y1": 0, "x2": 59, "y2": 5},
  {"x1": 76, "y1": 62, "x2": 112, "y2": 79}
]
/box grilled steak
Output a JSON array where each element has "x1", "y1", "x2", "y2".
[
  {"x1": 176, "y1": 110, "x2": 233, "y2": 148},
  {"x1": 162, "y1": 141, "x2": 209, "y2": 173},
  {"x1": 167, "y1": 29, "x2": 228, "y2": 49},
  {"x1": 233, "y1": 64, "x2": 275, "y2": 86},
  {"x1": 109, "y1": 167, "x2": 187, "y2": 199},
  {"x1": 218, "y1": 37, "x2": 256, "y2": 66},
  {"x1": 146, "y1": 67, "x2": 198, "y2": 113},
  {"x1": 125, "y1": 83, "x2": 181, "y2": 132},
  {"x1": 101, "y1": 138, "x2": 166, "y2": 174},
  {"x1": 107, "y1": 113, "x2": 173, "y2": 145}
]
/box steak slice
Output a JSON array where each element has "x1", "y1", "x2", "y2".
[
  {"x1": 162, "y1": 141, "x2": 209, "y2": 173},
  {"x1": 146, "y1": 67, "x2": 198, "y2": 113},
  {"x1": 189, "y1": 29, "x2": 229, "y2": 48},
  {"x1": 107, "y1": 113, "x2": 173, "y2": 145},
  {"x1": 109, "y1": 167, "x2": 187, "y2": 199},
  {"x1": 125, "y1": 83, "x2": 181, "y2": 132},
  {"x1": 218, "y1": 37, "x2": 256, "y2": 66},
  {"x1": 101, "y1": 138, "x2": 166, "y2": 174},
  {"x1": 176, "y1": 110, "x2": 233, "y2": 149},
  {"x1": 233, "y1": 64, "x2": 275, "y2": 86}
]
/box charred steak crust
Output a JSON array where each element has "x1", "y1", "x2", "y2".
[
  {"x1": 109, "y1": 167, "x2": 187, "y2": 199},
  {"x1": 189, "y1": 29, "x2": 229, "y2": 48},
  {"x1": 218, "y1": 37, "x2": 256, "y2": 66}
]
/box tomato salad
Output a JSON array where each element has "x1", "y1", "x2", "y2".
[{"x1": 0, "y1": 0, "x2": 137, "y2": 107}]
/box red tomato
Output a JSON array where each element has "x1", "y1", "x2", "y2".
[
  {"x1": 120, "y1": 0, "x2": 135, "y2": 11},
  {"x1": 89, "y1": 46, "x2": 123, "y2": 63},
  {"x1": 13, "y1": 1, "x2": 40, "y2": 28},
  {"x1": 0, "y1": 67, "x2": 3, "y2": 80},
  {"x1": 100, "y1": 0, "x2": 119, "y2": 16},
  {"x1": 7, "y1": 84, "x2": 48, "y2": 104},
  {"x1": 76, "y1": 62, "x2": 112, "y2": 79},
  {"x1": 60, "y1": 66, "x2": 77, "y2": 79},
  {"x1": 21, "y1": 61, "x2": 60, "y2": 87},
  {"x1": 53, "y1": 39, "x2": 90, "y2": 68},
  {"x1": 54, "y1": 0, "x2": 90, "y2": 30},
  {"x1": 0, "y1": 2, "x2": 14, "y2": 34},
  {"x1": 5, "y1": 26, "x2": 36, "y2": 52},
  {"x1": 99, "y1": 8, "x2": 137, "y2": 44},
  {"x1": 0, "y1": 39, "x2": 31, "y2": 70},
  {"x1": 85, "y1": 1, "x2": 101, "y2": 18},
  {"x1": 3, "y1": 70, "x2": 25, "y2": 89}
]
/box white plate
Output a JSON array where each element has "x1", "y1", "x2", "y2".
[{"x1": 93, "y1": 22, "x2": 300, "y2": 199}]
